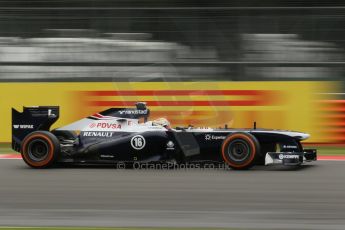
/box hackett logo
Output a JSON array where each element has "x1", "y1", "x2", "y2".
[{"x1": 13, "y1": 124, "x2": 34, "y2": 129}]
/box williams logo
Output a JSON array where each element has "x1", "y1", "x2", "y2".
[
  {"x1": 82, "y1": 132, "x2": 113, "y2": 137},
  {"x1": 13, "y1": 124, "x2": 34, "y2": 129}
]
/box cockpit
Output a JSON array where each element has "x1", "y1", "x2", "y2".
[{"x1": 145, "y1": 117, "x2": 171, "y2": 129}]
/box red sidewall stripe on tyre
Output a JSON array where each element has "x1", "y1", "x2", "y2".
[
  {"x1": 222, "y1": 134, "x2": 257, "y2": 168},
  {"x1": 21, "y1": 134, "x2": 54, "y2": 167}
]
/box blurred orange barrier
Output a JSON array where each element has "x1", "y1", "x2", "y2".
[
  {"x1": 0, "y1": 81, "x2": 339, "y2": 143},
  {"x1": 316, "y1": 99, "x2": 345, "y2": 144}
]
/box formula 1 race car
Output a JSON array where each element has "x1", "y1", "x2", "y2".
[{"x1": 12, "y1": 102, "x2": 317, "y2": 169}]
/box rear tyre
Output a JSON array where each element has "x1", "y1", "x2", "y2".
[
  {"x1": 21, "y1": 131, "x2": 60, "y2": 168},
  {"x1": 221, "y1": 132, "x2": 260, "y2": 170}
]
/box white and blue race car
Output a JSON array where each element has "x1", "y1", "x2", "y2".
[{"x1": 12, "y1": 102, "x2": 317, "y2": 169}]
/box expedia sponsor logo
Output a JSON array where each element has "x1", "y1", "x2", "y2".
[
  {"x1": 89, "y1": 123, "x2": 122, "y2": 129},
  {"x1": 13, "y1": 124, "x2": 34, "y2": 129},
  {"x1": 119, "y1": 110, "x2": 148, "y2": 115},
  {"x1": 278, "y1": 154, "x2": 300, "y2": 160},
  {"x1": 205, "y1": 134, "x2": 226, "y2": 141},
  {"x1": 82, "y1": 132, "x2": 113, "y2": 137}
]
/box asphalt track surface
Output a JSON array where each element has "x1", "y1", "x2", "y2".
[{"x1": 0, "y1": 159, "x2": 345, "y2": 230}]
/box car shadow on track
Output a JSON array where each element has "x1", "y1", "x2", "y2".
[
  {"x1": 14, "y1": 162, "x2": 318, "y2": 172},
  {"x1": 253, "y1": 164, "x2": 316, "y2": 171}
]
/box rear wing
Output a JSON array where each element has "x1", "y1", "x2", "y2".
[{"x1": 12, "y1": 106, "x2": 59, "y2": 151}]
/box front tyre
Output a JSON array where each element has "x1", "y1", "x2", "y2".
[
  {"x1": 21, "y1": 131, "x2": 60, "y2": 168},
  {"x1": 221, "y1": 132, "x2": 260, "y2": 170}
]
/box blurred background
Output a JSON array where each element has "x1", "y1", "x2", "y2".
[
  {"x1": 1, "y1": 0, "x2": 345, "y2": 145},
  {"x1": 0, "y1": 0, "x2": 345, "y2": 82},
  {"x1": 1, "y1": 2, "x2": 345, "y2": 230}
]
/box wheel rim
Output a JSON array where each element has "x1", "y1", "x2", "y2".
[
  {"x1": 227, "y1": 139, "x2": 251, "y2": 162},
  {"x1": 27, "y1": 139, "x2": 49, "y2": 161}
]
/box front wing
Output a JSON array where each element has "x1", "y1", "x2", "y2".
[{"x1": 265, "y1": 149, "x2": 317, "y2": 166}]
